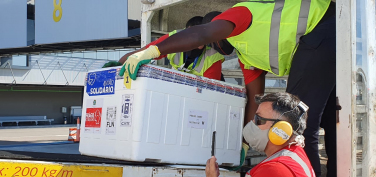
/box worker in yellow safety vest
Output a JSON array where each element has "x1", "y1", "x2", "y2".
[{"x1": 109, "y1": 13, "x2": 227, "y2": 81}]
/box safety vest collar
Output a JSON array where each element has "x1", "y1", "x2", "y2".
[{"x1": 173, "y1": 47, "x2": 208, "y2": 73}]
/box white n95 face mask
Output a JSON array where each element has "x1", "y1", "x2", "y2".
[{"x1": 243, "y1": 121, "x2": 269, "y2": 152}]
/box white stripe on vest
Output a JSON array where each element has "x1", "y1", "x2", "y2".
[{"x1": 262, "y1": 149, "x2": 312, "y2": 177}]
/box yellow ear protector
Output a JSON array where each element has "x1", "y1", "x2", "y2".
[
  {"x1": 268, "y1": 121, "x2": 293, "y2": 145},
  {"x1": 268, "y1": 101, "x2": 309, "y2": 145}
]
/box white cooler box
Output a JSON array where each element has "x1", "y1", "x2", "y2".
[{"x1": 79, "y1": 64, "x2": 246, "y2": 166}]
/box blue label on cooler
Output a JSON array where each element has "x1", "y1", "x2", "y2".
[{"x1": 86, "y1": 69, "x2": 116, "y2": 96}]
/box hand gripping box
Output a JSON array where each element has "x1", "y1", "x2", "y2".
[{"x1": 79, "y1": 64, "x2": 246, "y2": 166}]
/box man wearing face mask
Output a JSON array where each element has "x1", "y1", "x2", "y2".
[
  {"x1": 114, "y1": 14, "x2": 225, "y2": 81},
  {"x1": 206, "y1": 92, "x2": 314, "y2": 177}
]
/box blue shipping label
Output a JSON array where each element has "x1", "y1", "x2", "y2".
[{"x1": 86, "y1": 69, "x2": 117, "y2": 96}]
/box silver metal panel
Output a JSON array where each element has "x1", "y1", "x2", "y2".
[
  {"x1": 141, "y1": 10, "x2": 155, "y2": 47},
  {"x1": 122, "y1": 166, "x2": 154, "y2": 177},
  {"x1": 336, "y1": 0, "x2": 355, "y2": 176},
  {"x1": 364, "y1": 0, "x2": 376, "y2": 174},
  {"x1": 142, "y1": 0, "x2": 188, "y2": 12},
  {"x1": 122, "y1": 165, "x2": 239, "y2": 177},
  {"x1": 354, "y1": 0, "x2": 376, "y2": 176},
  {"x1": 128, "y1": 0, "x2": 141, "y2": 21},
  {"x1": 0, "y1": 0, "x2": 27, "y2": 49},
  {"x1": 35, "y1": 0, "x2": 128, "y2": 44}
]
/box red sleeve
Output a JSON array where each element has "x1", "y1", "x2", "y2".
[
  {"x1": 145, "y1": 34, "x2": 169, "y2": 59},
  {"x1": 251, "y1": 162, "x2": 295, "y2": 177},
  {"x1": 203, "y1": 60, "x2": 222, "y2": 81},
  {"x1": 212, "y1": 6, "x2": 252, "y2": 38},
  {"x1": 239, "y1": 59, "x2": 264, "y2": 85}
]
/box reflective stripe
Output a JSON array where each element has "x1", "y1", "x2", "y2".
[
  {"x1": 193, "y1": 48, "x2": 216, "y2": 73},
  {"x1": 263, "y1": 149, "x2": 312, "y2": 177},
  {"x1": 269, "y1": 0, "x2": 311, "y2": 75},
  {"x1": 170, "y1": 46, "x2": 222, "y2": 75},
  {"x1": 172, "y1": 48, "x2": 216, "y2": 74},
  {"x1": 168, "y1": 29, "x2": 223, "y2": 75},
  {"x1": 269, "y1": 0, "x2": 285, "y2": 75},
  {"x1": 173, "y1": 52, "x2": 182, "y2": 69},
  {"x1": 227, "y1": 0, "x2": 329, "y2": 76},
  {"x1": 296, "y1": 0, "x2": 311, "y2": 43}
]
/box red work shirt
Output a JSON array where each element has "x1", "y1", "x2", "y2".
[
  {"x1": 146, "y1": 34, "x2": 222, "y2": 81},
  {"x1": 212, "y1": 6, "x2": 264, "y2": 85},
  {"x1": 246, "y1": 145, "x2": 315, "y2": 177}
]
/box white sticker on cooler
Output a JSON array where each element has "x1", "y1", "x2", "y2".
[
  {"x1": 106, "y1": 106, "x2": 117, "y2": 135},
  {"x1": 187, "y1": 110, "x2": 208, "y2": 129},
  {"x1": 121, "y1": 94, "x2": 134, "y2": 127}
]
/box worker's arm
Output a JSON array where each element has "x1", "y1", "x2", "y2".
[
  {"x1": 118, "y1": 34, "x2": 170, "y2": 64},
  {"x1": 118, "y1": 47, "x2": 147, "y2": 64},
  {"x1": 156, "y1": 6, "x2": 252, "y2": 55},
  {"x1": 120, "y1": 20, "x2": 234, "y2": 79},
  {"x1": 157, "y1": 20, "x2": 235, "y2": 55},
  {"x1": 238, "y1": 60, "x2": 266, "y2": 126},
  {"x1": 244, "y1": 73, "x2": 265, "y2": 125}
]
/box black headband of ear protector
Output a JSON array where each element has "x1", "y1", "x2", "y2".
[
  {"x1": 271, "y1": 101, "x2": 309, "y2": 128},
  {"x1": 291, "y1": 101, "x2": 309, "y2": 135},
  {"x1": 297, "y1": 101, "x2": 309, "y2": 120}
]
